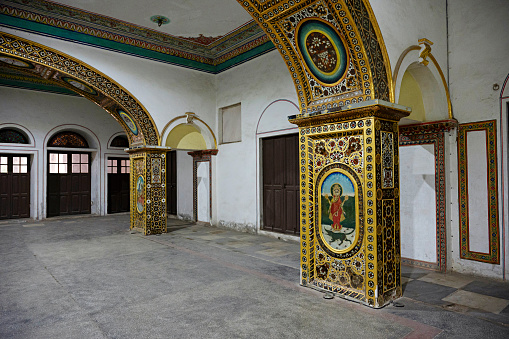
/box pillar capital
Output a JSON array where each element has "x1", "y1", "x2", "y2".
[{"x1": 187, "y1": 149, "x2": 218, "y2": 159}]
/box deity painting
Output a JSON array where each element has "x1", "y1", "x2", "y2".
[
  {"x1": 320, "y1": 171, "x2": 357, "y2": 251},
  {"x1": 136, "y1": 175, "x2": 145, "y2": 213}
]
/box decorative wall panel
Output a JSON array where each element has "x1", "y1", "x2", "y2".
[
  {"x1": 237, "y1": 0, "x2": 392, "y2": 113},
  {"x1": 457, "y1": 120, "x2": 499, "y2": 264},
  {"x1": 399, "y1": 120, "x2": 455, "y2": 271}
]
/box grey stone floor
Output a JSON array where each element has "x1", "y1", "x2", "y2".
[{"x1": 1, "y1": 214, "x2": 508, "y2": 338}]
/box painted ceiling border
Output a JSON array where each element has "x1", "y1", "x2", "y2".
[
  {"x1": 0, "y1": 1, "x2": 276, "y2": 73},
  {"x1": 0, "y1": 70, "x2": 78, "y2": 95}
]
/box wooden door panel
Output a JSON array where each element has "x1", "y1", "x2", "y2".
[
  {"x1": 19, "y1": 195, "x2": 29, "y2": 217},
  {"x1": 263, "y1": 189, "x2": 274, "y2": 230},
  {"x1": 108, "y1": 157, "x2": 129, "y2": 214},
  {"x1": 0, "y1": 155, "x2": 30, "y2": 220},
  {"x1": 11, "y1": 175, "x2": 19, "y2": 194},
  {"x1": 166, "y1": 151, "x2": 177, "y2": 215},
  {"x1": 274, "y1": 189, "x2": 284, "y2": 231},
  {"x1": 285, "y1": 189, "x2": 298, "y2": 234},
  {"x1": 121, "y1": 191, "x2": 129, "y2": 211},
  {"x1": 262, "y1": 135, "x2": 299, "y2": 235},
  {"x1": 81, "y1": 193, "x2": 90, "y2": 213},
  {"x1": 48, "y1": 152, "x2": 90, "y2": 217},
  {"x1": 0, "y1": 196, "x2": 8, "y2": 218},
  {"x1": 70, "y1": 194, "x2": 79, "y2": 213},
  {"x1": 11, "y1": 196, "x2": 20, "y2": 217},
  {"x1": 59, "y1": 175, "x2": 68, "y2": 193},
  {"x1": 59, "y1": 195, "x2": 68, "y2": 215}
]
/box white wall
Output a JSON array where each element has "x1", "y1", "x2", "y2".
[
  {"x1": 0, "y1": 27, "x2": 218, "y2": 139},
  {"x1": 371, "y1": 0, "x2": 448, "y2": 82},
  {"x1": 400, "y1": 144, "x2": 437, "y2": 264},
  {"x1": 446, "y1": 0, "x2": 509, "y2": 278},
  {"x1": 448, "y1": 0, "x2": 509, "y2": 122},
  {"x1": 214, "y1": 51, "x2": 298, "y2": 232},
  {"x1": 0, "y1": 86, "x2": 125, "y2": 219}
]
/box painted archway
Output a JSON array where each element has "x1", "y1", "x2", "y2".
[
  {"x1": 236, "y1": 0, "x2": 393, "y2": 113},
  {"x1": 161, "y1": 112, "x2": 217, "y2": 151},
  {"x1": 0, "y1": 32, "x2": 160, "y2": 146},
  {"x1": 392, "y1": 41, "x2": 452, "y2": 120}
]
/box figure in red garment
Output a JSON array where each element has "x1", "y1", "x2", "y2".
[{"x1": 326, "y1": 183, "x2": 348, "y2": 232}]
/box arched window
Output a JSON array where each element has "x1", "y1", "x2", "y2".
[
  {"x1": 48, "y1": 131, "x2": 89, "y2": 148},
  {"x1": 110, "y1": 135, "x2": 129, "y2": 148},
  {"x1": 0, "y1": 128, "x2": 29, "y2": 144}
]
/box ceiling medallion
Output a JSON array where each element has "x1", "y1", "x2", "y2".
[{"x1": 150, "y1": 15, "x2": 170, "y2": 27}]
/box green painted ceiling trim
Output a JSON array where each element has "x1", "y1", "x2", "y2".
[
  {"x1": 0, "y1": 77, "x2": 79, "y2": 96},
  {"x1": 0, "y1": 14, "x2": 274, "y2": 74},
  {"x1": 0, "y1": 14, "x2": 216, "y2": 72},
  {"x1": 215, "y1": 41, "x2": 275, "y2": 72}
]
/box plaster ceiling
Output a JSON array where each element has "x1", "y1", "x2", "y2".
[
  {"x1": 0, "y1": 0, "x2": 274, "y2": 77},
  {"x1": 51, "y1": 0, "x2": 253, "y2": 38}
]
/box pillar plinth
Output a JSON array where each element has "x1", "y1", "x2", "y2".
[
  {"x1": 126, "y1": 147, "x2": 167, "y2": 235},
  {"x1": 289, "y1": 100, "x2": 410, "y2": 308}
]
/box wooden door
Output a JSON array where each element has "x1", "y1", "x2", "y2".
[
  {"x1": 107, "y1": 158, "x2": 130, "y2": 213},
  {"x1": 262, "y1": 134, "x2": 299, "y2": 235},
  {"x1": 166, "y1": 151, "x2": 177, "y2": 215},
  {"x1": 47, "y1": 152, "x2": 91, "y2": 217},
  {"x1": 0, "y1": 154, "x2": 30, "y2": 219}
]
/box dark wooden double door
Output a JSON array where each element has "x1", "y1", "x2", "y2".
[
  {"x1": 106, "y1": 153, "x2": 177, "y2": 215},
  {"x1": 262, "y1": 134, "x2": 299, "y2": 235},
  {"x1": 107, "y1": 157, "x2": 130, "y2": 214},
  {"x1": 47, "y1": 151, "x2": 91, "y2": 217},
  {"x1": 0, "y1": 154, "x2": 30, "y2": 219}
]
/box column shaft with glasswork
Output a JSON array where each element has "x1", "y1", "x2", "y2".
[
  {"x1": 127, "y1": 147, "x2": 167, "y2": 235},
  {"x1": 289, "y1": 100, "x2": 410, "y2": 308}
]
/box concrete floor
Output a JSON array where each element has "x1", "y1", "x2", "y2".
[{"x1": 0, "y1": 214, "x2": 508, "y2": 338}]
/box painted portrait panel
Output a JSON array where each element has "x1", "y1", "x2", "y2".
[
  {"x1": 319, "y1": 171, "x2": 358, "y2": 252},
  {"x1": 136, "y1": 175, "x2": 145, "y2": 213}
]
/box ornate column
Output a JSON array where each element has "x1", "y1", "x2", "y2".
[
  {"x1": 290, "y1": 100, "x2": 410, "y2": 308},
  {"x1": 127, "y1": 147, "x2": 167, "y2": 235}
]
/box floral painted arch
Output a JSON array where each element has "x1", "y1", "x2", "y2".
[
  {"x1": 236, "y1": 0, "x2": 393, "y2": 114},
  {"x1": 0, "y1": 32, "x2": 160, "y2": 147}
]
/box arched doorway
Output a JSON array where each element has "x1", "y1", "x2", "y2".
[
  {"x1": 107, "y1": 134, "x2": 130, "y2": 214},
  {"x1": 0, "y1": 127, "x2": 31, "y2": 219},
  {"x1": 161, "y1": 112, "x2": 217, "y2": 223},
  {"x1": 46, "y1": 131, "x2": 92, "y2": 217},
  {"x1": 394, "y1": 44, "x2": 452, "y2": 272},
  {"x1": 0, "y1": 32, "x2": 168, "y2": 234},
  {"x1": 0, "y1": 32, "x2": 159, "y2": 147}
]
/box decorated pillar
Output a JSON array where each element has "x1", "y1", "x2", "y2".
[
  {"x1": 290, "y1": 100, "x2": 410, "y2": 308},
  {"x1": 127, "y1": 147, "x2": 167, "y2": 235}
]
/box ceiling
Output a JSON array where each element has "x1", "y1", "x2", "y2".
[
  {"x1": 52, "y1": 0, "x2": 254, "y2": 37},
  {"x1": 0, "y1": 0, "x2": 274, "y2": 77}
]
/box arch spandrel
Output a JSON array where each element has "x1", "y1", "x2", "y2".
[
  {"x1": 236, "y1": 0, "x2": 393, "y2": 113},
  {"x1": 0, "y1": 32, "x2": 160, "y2": 147}
]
